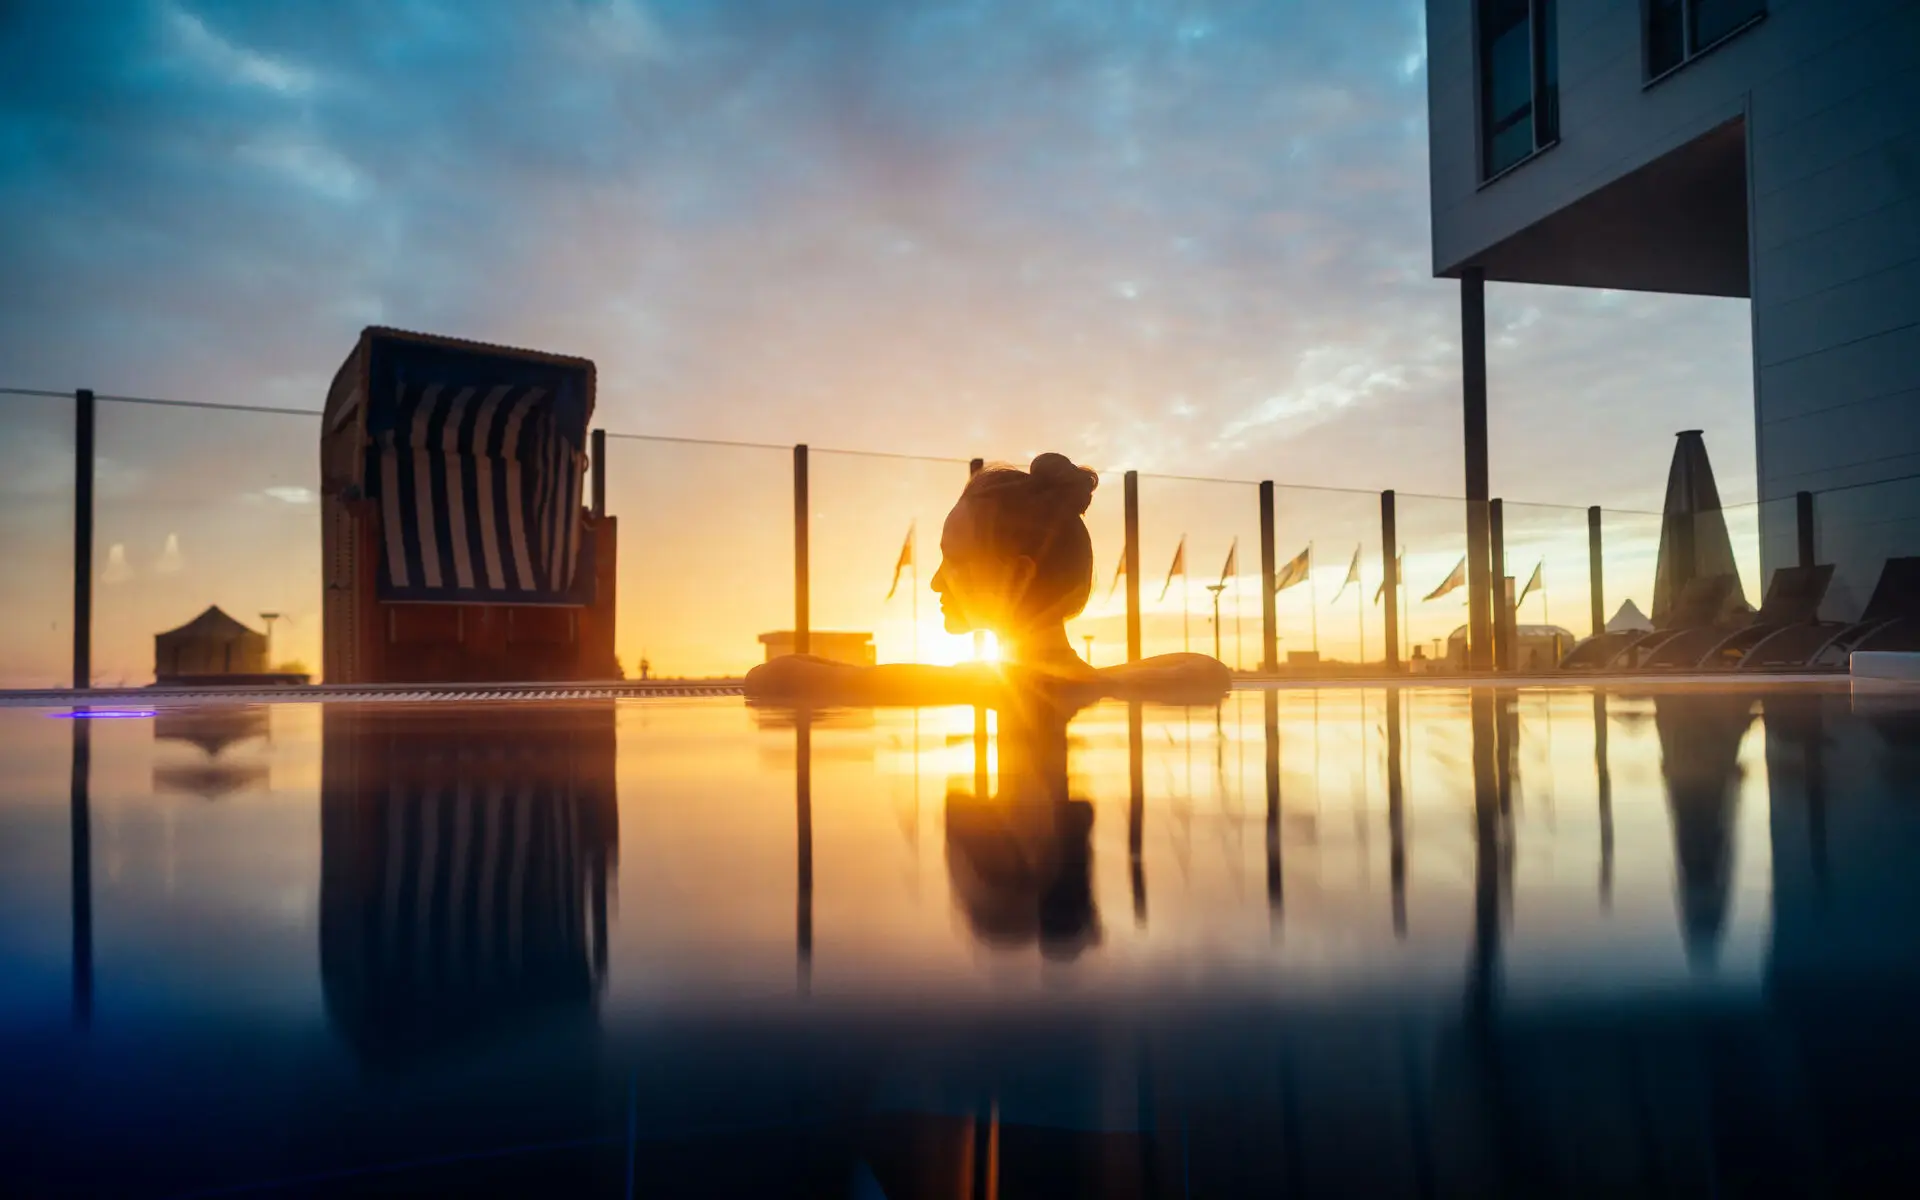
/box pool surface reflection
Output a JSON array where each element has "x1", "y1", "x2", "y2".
[{"x1": 3, "y1": 683, "x2": 1918, "y2": 1196}]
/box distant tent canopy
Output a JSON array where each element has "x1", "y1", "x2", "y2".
[
  {"x1": 334, "y1": 331, "x2": 595, "y2": 606},
  {"x1": 155, "y1": 607, "x2": 268, "y2": 679},
  {"x1": 1652, "y1": 430, "x2": 1750, "y2": 626},
  {"x1": 1607, "y1": 599, "x2": 1656, "y2": 634}
]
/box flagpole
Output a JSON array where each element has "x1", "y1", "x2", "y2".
[
  {"x1": 1308, "y1": 542, "x2": 1319, "y2": 660},
  {"x1": 1184, "y1": 572, "x2": 1190, "y2": 654},
  {"x1": 1401, "y1": 546, "x2": 1411, "y2": 663},
  {"x1": 1357, "y1": 574, "x2": 1365, "y2": 666}
]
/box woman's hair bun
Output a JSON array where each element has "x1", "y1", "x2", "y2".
[{"x1": 1029, "y1": 452, "x2": 1098, "y2": 516}]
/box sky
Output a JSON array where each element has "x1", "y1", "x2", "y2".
[{"x1": 0, "y1": 0, "x2": 1760, "y2": 683}]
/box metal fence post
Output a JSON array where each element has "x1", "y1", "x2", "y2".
[
  {"x1": 793, "y1": 444, "x2": 809, "y2": 657},
  {"x1": 73, "y1": 388, "x2": 95, "y2": 690},
  {"x1": 1797, "y1": 490, "x2": 1816, "y2": 568},
  {"x1": 1381, "y1": 489, "x2": 1400, "y2": 671},
  {"x1": 1489, "y1": 498, "x2": 1508, "y2": 672},
  {"x1": 1461, "y1": 269, "x2": 1493, "y2": 672},
  {"x1": 1588, "y1": 506, "x2": 1605, "y2": 640},
  {"x1": 1124, "y1": 471, "x2": 1142, "y2": 663},
  {"x1": 1259, "y1": 481, "x2": 1277, "y2": 673},
  {"x1": 590, "y1": 428, "x2": 606, "y2": 519}
]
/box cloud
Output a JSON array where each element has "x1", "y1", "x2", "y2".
[{"x1": 0, "y1": 0, "x2": 1755, "y2": 516}]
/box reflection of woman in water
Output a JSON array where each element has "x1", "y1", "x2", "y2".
[
  {"x1": 746, "y1": 453, "x2": 1230, "y2": 706},
  {"x1": 943, "y1": 690, "x2": 1101, "y2": 960}
]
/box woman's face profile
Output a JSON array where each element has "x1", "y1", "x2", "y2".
[{"x1": 931, "y1": 496, "x2": 1036, "y2": 636}]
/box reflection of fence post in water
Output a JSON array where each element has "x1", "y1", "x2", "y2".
[
  {"x1": 1467, "y1": 688, "x2": 1501, "y2": 1023},
  {"x1": 1595, "y1": 692, "x2": 1613, "y2": 908},
  {"x1": 1386, "y1": 687, "x2": 1406, "y2": 938},
  {"x1": 1128, "y1": 701, "x2": 1146, "y2": 926},
  {"x1": 70, "y1": 713, "x2": 93, "y2": 1028},
  {"x1": 1264, "y1": 689, "x2": 1282, "y2": 923},
  {"x1": 796, "y1": 710, "x2": 813, "y2": 990}
]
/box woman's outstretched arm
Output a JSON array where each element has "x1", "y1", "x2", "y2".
[{"x1": 744, "y1": 655, "x2": 999, "y2": 706}]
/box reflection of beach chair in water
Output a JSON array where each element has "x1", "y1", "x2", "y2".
[
  {"x1": 1638, "y1": 564, "x2": 1832, "y2": 669},
  {"x1": 1559, "y1": 574, "x2": 1741, "y2": 670}
]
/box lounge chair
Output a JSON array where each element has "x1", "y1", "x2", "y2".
[
  {"x1": 1743, "y1": 556, "x2": 1920, "y2": 670},
  {"x1": 1640, "y1": 564, "x2": 1832, "y2": 670},
  {"x1": 1558, "y1": 575, "x2": 1740, "y2": 670}
]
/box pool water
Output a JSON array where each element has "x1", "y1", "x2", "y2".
[{"x1": 3, "y1": 683, "x2": 1917, "y2": 1196}]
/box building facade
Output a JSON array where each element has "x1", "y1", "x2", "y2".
[{"x1": 1426, "y1": 0, "x2": 1920, "y2": 621}]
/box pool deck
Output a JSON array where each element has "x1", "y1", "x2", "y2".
[{"x1": 0, "y1": 669, "x2": 1872, "y2": 708}]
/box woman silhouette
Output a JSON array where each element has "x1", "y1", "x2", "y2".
[{"x1": 745, "y1": 453, "x2": 1230, "y2": 705}]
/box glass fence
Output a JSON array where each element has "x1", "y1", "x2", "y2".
[
  {"x1": 1135, "y1": 475, "x2": 1261, "y2": 667},
  {"x1": 1813, "y1": 476, "x2": 1920, "y2": 620},
  {"x1": 93, "y1": 398, "x2": 324, "y2": 688},
  {"x1": 2, "y1": 388, "x2": 1887, "y2": 687},
  {"x1": 603, "y1": 436, "x2": 793, "y2": 682},
  {"x1": 1395, "y1": 492, "x2": 1472, "y2": 665},
  {"x1": 0, "y1": 392, "x2": 76, "y2": 689},
  {"x1": 808, "y1": 449, "x2": 973, "y2": 667}
]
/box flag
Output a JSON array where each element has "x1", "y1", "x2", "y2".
[
  {"x1": 1107, "y1": 546, "x2": 1127, "y2": 600},
  {"x1": 1517, "y1": 559, "x2": 1544, "y2": 608},
  {"x1": 1218, "y1": 538, "x2": 1238, "y2": 587},
  {"x1": 1331, "y1": 545, "x2": 1362, "y2": 603},
  {"x1": 1273, "y1": 545, "x2": 1311, "y2": 593},
  {"x1": 1375, "y1": 551, "x2": 1403, "y2": 605},
  {"x1": 1424, "y1": 556, "x2": 1467, "y2": 602},
  {"x1": 1158, "y1": 535, "x2": 1187, "y2": 603},
  {"x1": 885, "y1": 522, "x2": 914, "y2": 600}
]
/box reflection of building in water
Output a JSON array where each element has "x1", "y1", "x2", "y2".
[
  {"x1": 1652, "y1": 693, "x2": 1754, "y2": 969},
  {"x1": 1764, "y1": 690, "x2": 1920, "y2": 1194},
  {"x1": 319, "y1": 703, "x2": 618, "y2": 1063},
  {"x1": 151, "y1": 706, "x2": 271, "y2": 800},
  {"x1": 757, "y1": 630, "x2": 875, "y2": 666}
]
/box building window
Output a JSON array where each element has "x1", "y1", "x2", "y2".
[
  {"x1": 1478, "y1": 0, "x2": 1559, "y2": 181},
  {"x1": 1647, "y1": 0, "x2": 1765, "y2": 80}
]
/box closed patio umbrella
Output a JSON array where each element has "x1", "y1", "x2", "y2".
[{"x1": 1652, "y1": 430, "x2": 1749, "y2": 627}]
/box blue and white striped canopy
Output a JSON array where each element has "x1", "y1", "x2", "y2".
[{"x1": 361, "y1": 338, "x2": 593, "y2": 605}]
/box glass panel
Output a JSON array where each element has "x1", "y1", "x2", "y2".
[
  {"x1": 1537, "y1": 0, "x2": 1560, "y2": 143},
  {"x1": 94, "y1": 400, "x2": 322, "y2": 686},
  {"x1": 1486, "y1": 21, "x2": 1535, "y2": 124},
  {"x1": 1600, "y1": 509, "x2": 1664, "y2": 632},
  {"x1": 1073, "y1": 459, "x2": 1128, "y2": 668},
  {"x1": 0, "y1": 393, "x2": 75, "y2": 688},
  {"x1": 0, "y1": 708, "x2": 78, "y2": 1024},
  {"x1": 1135, "y1": 477, "x2": 1261, "y2": 668},
  {"x1": 808, "y1": 450, "x2": 972, "y2": 666},
  {"x1": 1271, "y1": 486, "x2": 1388, "y2": 669},
  {"x1": 1647, "y1": 0, "x2": 1686, "y2": 75},
  {"x1": 1692, "y1": 0, "x2": 1765, "y2": 51},
  {"x1": 1499, "y1": 502, "x2": 1596, "y2": 654},
  {"x1": 1721, "y1": 500, "x2": 1764, "y2": 615},
  {"x1": 603, "y1": 437, "x2": 791, "y2": 681},
  {"x1": 1813, "y1": 477, "x2": 1920, "y2": 623},
  {"x1": 1395, "y1": 493, "x2": 1471, "y2": 669}
]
